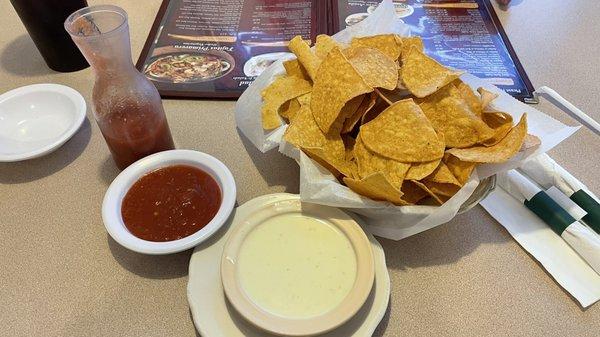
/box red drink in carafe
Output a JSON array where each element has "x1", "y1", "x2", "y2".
[
  {"x1": 65, "y1": 5, "x2": 175, "y2": 169},
  {"x1": 98, "y1": 100, "x2": 175, "y2": 170}
]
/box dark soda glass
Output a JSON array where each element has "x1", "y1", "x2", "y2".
[{"x1": 10, "y1": 0, "x2": 89, "y2": 72}]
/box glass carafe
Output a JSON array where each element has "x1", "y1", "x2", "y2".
[{"x1": 65, "y1": 5, "x2": 174, "y2": 170}]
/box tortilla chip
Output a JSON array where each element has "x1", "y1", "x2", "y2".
[
  {"x1": 261, "y1": 75, "x2": 312, "y2": 129},
  {"x1": 401, "y1": 47, "x2": 463, "y2": 98},
  {"x1": 453, "y1": 79, "x2": 482, "y2": 116},
  {"x1": 347, "y1": 162, "x2": 360, "y2": 179},
  {"x1": 342, "y1": 92, "x2": 377, "y2": 133},
  {"x1": 411, "y1": 180, "x2": 444, "y2": 205},
  {"x1": 343, "y1": 173, "x2": 407, "y2": 205},
  {"x1": 353, "y1": 136, "x2": 411, "y2": 189},
  {"x1": 405, "y1": 159, "x2": 441, "y2": 180},
  {"x1": 288, "y1": 35, "x2": 320, "y2": 81},
  {"x1": 481, "y1": 111, "x2": 513, "y2": 146},
  {"x1": 361, "y1": 99, "x2": 445, "y2": 162},
  {"x1": 279, "y1": 98, "x2": 301, "y2": 121},
  {"x1": 286, "y1": 104, "x2": 353, "y2": 178},
  {"x1": 418, "y1": 83, "x2": 494, "y2": 147},
  {"x1": 284, "y1": 105, "x2": 345, "y2": 162},
  {"x1": 315, "y1": 34, "x2": 340, "y2": 59},
  {"x1": 396, "y1": 74, "x2": 407, "y2": 90},
  {"x1": 283, "y1": 59, "x2": 310, "y2": 80},
  {"x1": 478, "y1": 87, "x2": 499, "y2": 110},
  {"x1": 297, "y1": 92, "x2": 312, "y2": 106},
  {"x1": 304, "y1": 147, "x2": 355, "y2": 178},
  {"x1": 311, "y1": 47, "x2": 372, "y2": 134},
  {"x1": 345, "y1": 46, "x2": 399, "y2": 90},
  {"x1": 350, "y1": 34, "x2": 401, "y2": 61},
  {"x1": 447, "y1": 114, "x2": 528, "y2": 163},
  {"x1": 399, "y1": 36, "x2": 424, "y2": 60},
  {"x1": 443, "y1": 153, "x2": 475, "y2": 185},
  {"x1": 483, "y1": 111, "x2": 513, "y2": 128},
  {"x1": 375, "y1": 88, "x2": 412, "y2": 104},
  {"x1": 425, "y1": 162, "x2": 461, "y2": 186},
  {"x1": 400, "y1": 180, "x2": 429, "y2": 204},
  {"x1": 424, "y1": 181, "x2": 461, "y2": 198}
]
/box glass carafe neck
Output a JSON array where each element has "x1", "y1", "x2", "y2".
[{"x1": 65, "y1": 5, "x2": 135, "y2": 75}]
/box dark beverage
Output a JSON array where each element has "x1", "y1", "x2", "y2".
[{"x1": 10, "y1": 0, "x2": 89, "y2": 72}]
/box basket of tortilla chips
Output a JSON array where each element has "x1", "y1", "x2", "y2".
[
  {"x1": 262, "y1": 33, "x2": 537, "y2": 207},
  {"x1": 235, "y1": 0, "x2": 576, "y2": 239}
]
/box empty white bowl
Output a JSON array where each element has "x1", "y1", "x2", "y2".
[
  {"x1": 0, "y1": 84, "x2": 86, "y2": 162},
  {"x1": 102, "y1": 150, "x2": 237, "y2": 255}
]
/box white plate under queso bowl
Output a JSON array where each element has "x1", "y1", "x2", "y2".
[
  {"x1": 0, "y1": 84, "x2": 86, "y2": 162},
  {"x1": 186, "y1": 194, "x2": 390, "y2": 337}
]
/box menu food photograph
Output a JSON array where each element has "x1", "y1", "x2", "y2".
[{"x1": 2, "y1": 0, "x2": 599, "y2": 337}]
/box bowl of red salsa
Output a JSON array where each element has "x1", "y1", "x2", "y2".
[{"x1": 102, "y1": 150, "x2": 236, "y2": 254}]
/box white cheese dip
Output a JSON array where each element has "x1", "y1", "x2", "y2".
[{"x1": 237, "y1": 214, "x2": 357, "y2": 319}]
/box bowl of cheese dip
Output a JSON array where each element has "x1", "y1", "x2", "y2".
[{"x1": 221, "y1": 198, "x2": 374, "y2": 336}]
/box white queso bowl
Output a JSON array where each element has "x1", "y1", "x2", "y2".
[
  {"x1": 221, "y1": 198, "x2": 375, "y2": 336},
  {"x1": 0, "y1": 84, "x2": 86, "y2": 162},
  {"x1": 102, "y1": 150, "x2": 236, "y2": 255}
]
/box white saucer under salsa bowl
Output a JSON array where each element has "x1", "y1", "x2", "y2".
[
  {"x1": 102, "y1": 149, "x2": 236, "y2": 255},
  {"x1": 221, "y1": 197, "x2": 375, "y2": 336},
  {"x1": 0, "y1": 84, "x2": 86, "y2": 162}
]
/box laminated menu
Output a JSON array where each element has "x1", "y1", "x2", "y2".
[{"x1": 138, "y1": 0, "x2": 535, "y2": 101}]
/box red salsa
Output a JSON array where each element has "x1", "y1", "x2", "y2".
[{"x1": 121, "y1": 165, "x2": 221, "y2": 242}]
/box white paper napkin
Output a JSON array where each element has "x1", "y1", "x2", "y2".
[
  {"x1": 519, "y1": 153, "x2": 599, "y2": 202},
  {"x1": 481, "y1": 158, "x2": 600, "y2": 308}
]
